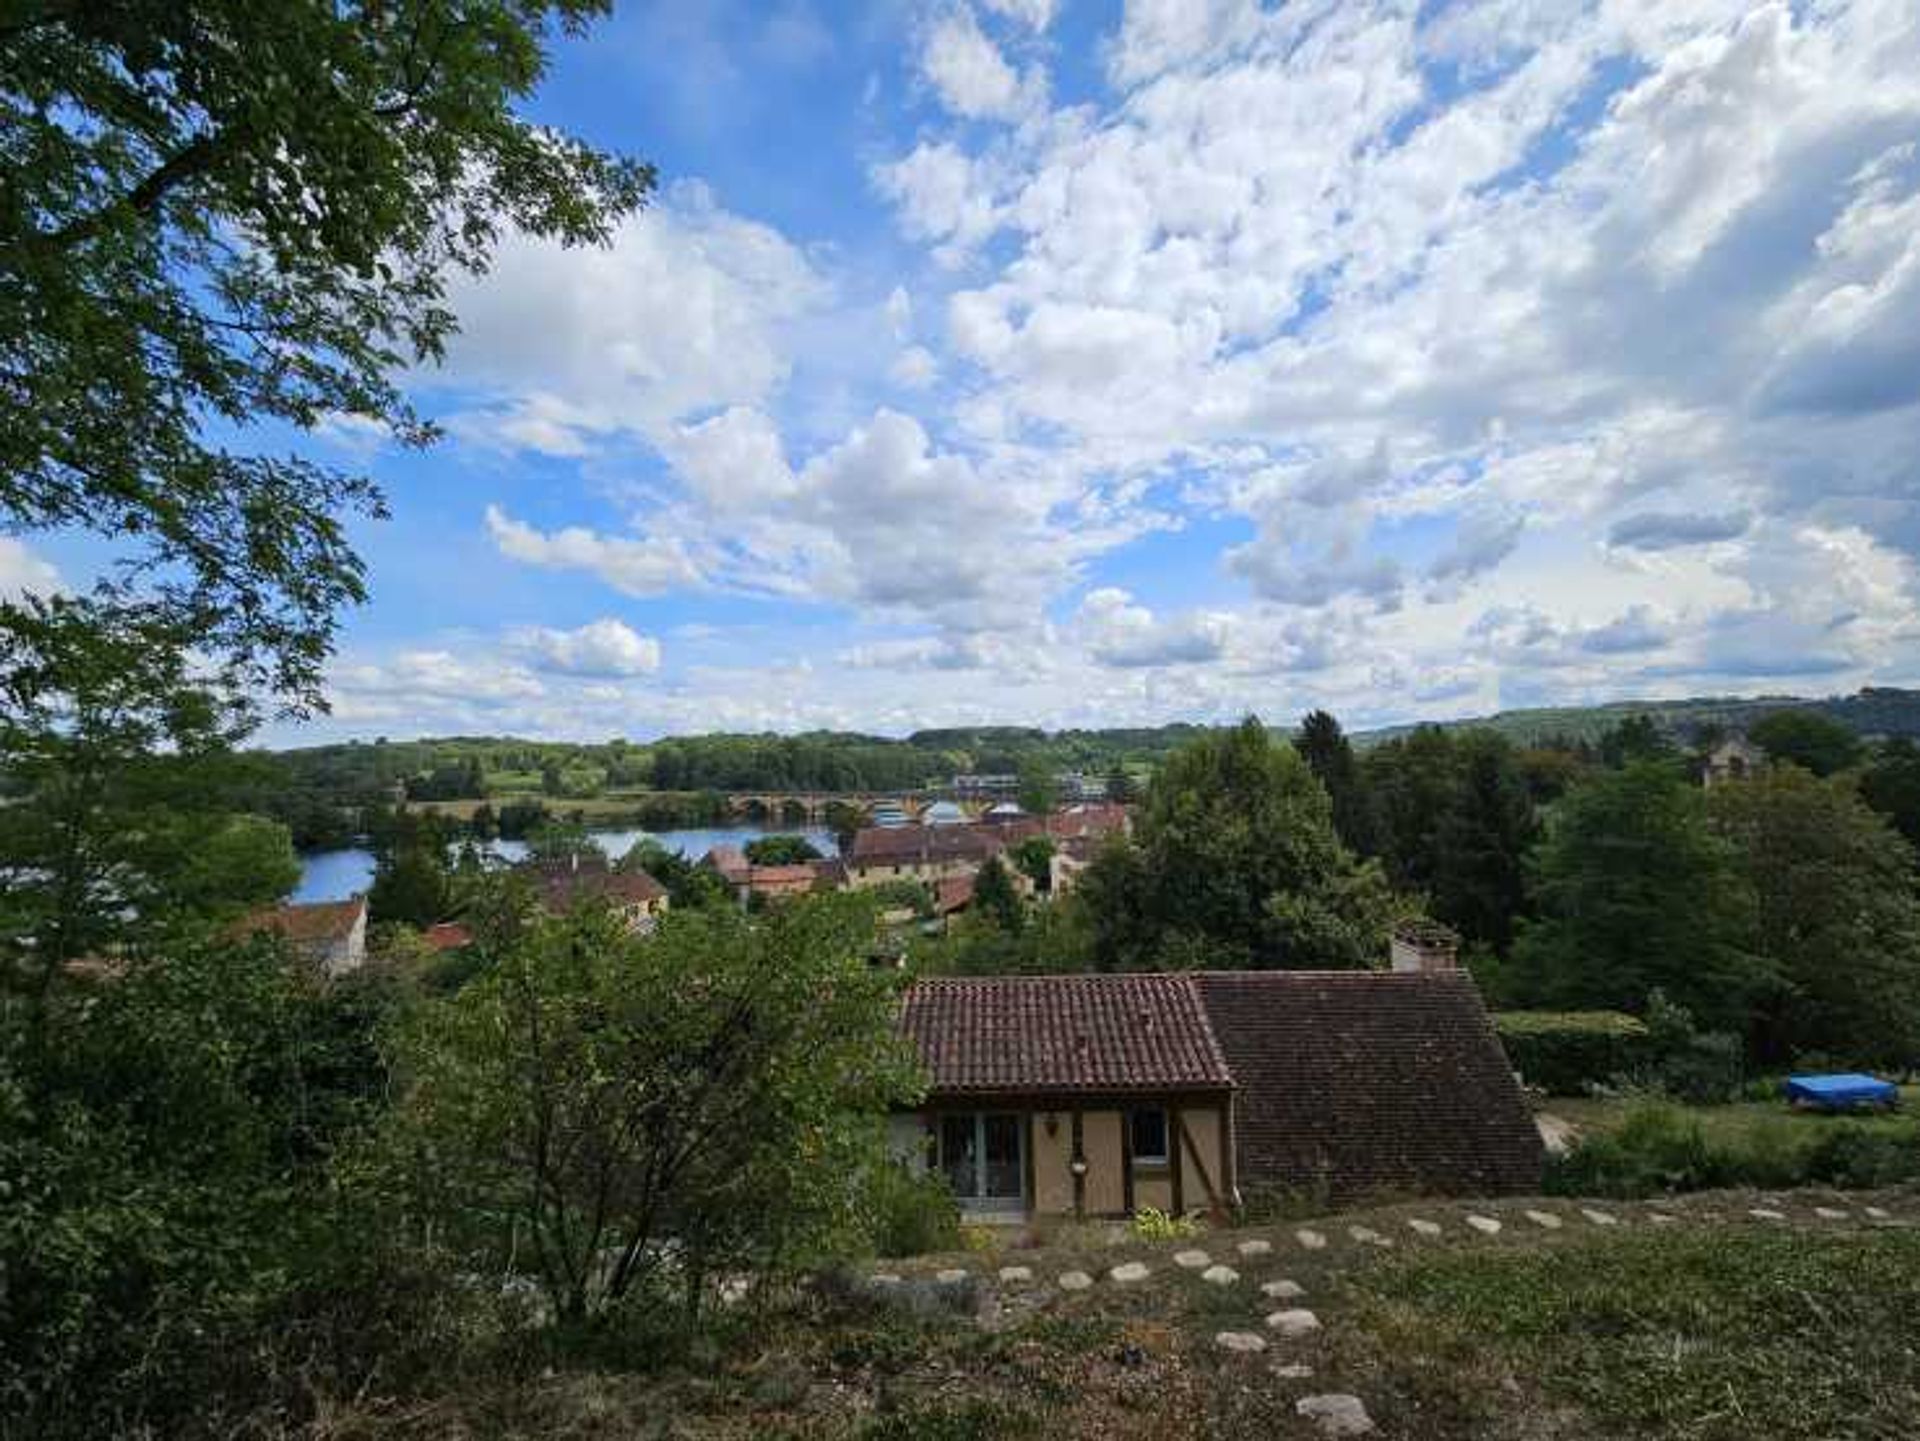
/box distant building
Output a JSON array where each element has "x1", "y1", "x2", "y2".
[
  {"x1": 236, "y1": 897, "x2": 368, "y2": 977},
  {"x1": 522, "y1": 857, "x2": 668, "y2": 933},
  {"x1": 846, "y1": 823, "x2": 1005, "y2": 887},
  {"x1": 422, "y1": 922, "x2": 472, "y2": 953},
  {"x1": 1704, "y1": 735, "x2": 1766, "y2": 787},
  {"x1": 870, "y1": 801, "x2": 912, "y2": 828},
  {"x1": 700, "y1": 846, "x2": 846, "y2": 906},
  {"x1": 922, "y1": 800, "x2": 969, "y2": 826},
  {"x1": 952, "y1": 773, "x2": 1019, "y2": 799}
]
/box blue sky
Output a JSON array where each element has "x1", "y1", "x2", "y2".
[{"x1": 15, "y1": 0, "x2": 1915, "y2": 743}]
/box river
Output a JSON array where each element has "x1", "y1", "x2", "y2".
[{"x1": 293, "y1": 825, "x2": 840, "y2": 904}]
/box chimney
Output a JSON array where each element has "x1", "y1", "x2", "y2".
[{"x1": 1390, "y1": 921, "x2": 1459, "y2": 973}]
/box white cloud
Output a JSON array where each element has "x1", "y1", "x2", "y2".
[
  {"x1": 485, "y1": 505, "x2": 702, "y2": 596},
  {"x1": 513, "y1": 619, "x2": 663, "y2": 677},
  {"x1": 981, "y1": 0, "x2": 1054, "y2": 31},
  {"x1": 1076, "y1": 587, "x2": 1232, "y2": 666},
  {"x1": 923, "y1": 6, "x2": 1030, "y2": 121},
  {"x1": 0, "y1": 537, "x2": 60, "y2": 599}
]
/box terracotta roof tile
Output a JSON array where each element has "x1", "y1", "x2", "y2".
[
  {"x1": 900, "y1": 974, "x2": 1233, "y2": 1096},
  {"x1": 238, "y1": 897, "x2": 366, "y2": 944},
  {"x1": 850, "y1": 825, "x2": 1004, "y2": 865}
]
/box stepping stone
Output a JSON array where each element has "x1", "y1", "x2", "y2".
[
  {"x1": 1216, "y1": 1331, "x2": 1268, "y2": 1354},
  {"x1": 936, "y1": 1268, "x2": 970, "y2": 1284},
  {"x1": 1814, "y1": 1207, "x2": 1848, "y2": 1220},
  {"x1": 1748, "y1": 1208, "x2": 1786, "y2": 1222},
  {"x1": 1866, "y1": 1206, "x2": 1891, "y2": 1219},
  {"x1": 1407, "y1": 1218, "x2": 1442, "y2": 1237},
  {"x1": 1274, "y1": 1362, "x2": 1314, "y2": 1379},
  {"x1": 998, "y1": 1265, "x2": 1033, "y2": 1282},
  {"x1": 1201, "y1": 1264, "x2": 1240, "y2": 1285},
  {"x1": 1296, "y1": 1228, "x2": 1328, "y2": 1250},
  {"x1": 1649, "y1": 1213, "x2": 1678, "y2": 1224},
  {"x1": 1465, "y1": 1214, "x2": 1502, "y2": 1235},
  {"x1": 1348, "y1": 1225, "x2": 1392, "y2": 1247},
  {"x1": 1236, "y1": 1238, "x2": 1273, "y2": 1257},
  {"x1": 1580, "y1": 1209, "x2": 1618, "y2": 1226},
  {"x1": 1297, "y1": 1393, "x2": 1376, "y2": 1436},
  {"x1": 870, "y1": 1274, "x2": 902, "y2": 1286},
  {"x1": 1110, "y1": 1261, "x2": 1152, "y2": 1284},
  {"x1": 1172, "y1": 1249, "x2": 1211, "y2": 1269},
  {"x1": 1525, "y1": 1210, "x2": 1563, "y2": 1229},
  {"x1": 1057, "y1": 1270, "x2": 1093, "y2": 1292},
  {"x1": 1261, "y1": 1278, "x2": 1306, "y2": 1300},
  {"x1": 1265, "y1": 1308, "x2": 1322, "y2": 1337}
]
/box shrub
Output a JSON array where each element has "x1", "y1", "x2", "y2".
[
  {"x1": 1130, "y1": 1206, "x2": 1200, "y2": 1241},
  {"x1": 1546, "y1": 1102, "x2": 1716, "y2": 1197},
  {"x1": 1803, "y1": 1127, "x2": 1920, "y2": 1189},
  {"x1": 1494, "y1": 1010, "x2": 1651, "y2": 1095},
  {"x1": 1635, "y1": 990, "x2": 1745, "y2": 1103},
  {"x1": 866, "y1": 1165, "x2": 962, "y2": 1258}
]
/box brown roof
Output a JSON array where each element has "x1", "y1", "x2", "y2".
[
  {"x1": 422, "y1": 922, "x2": 472, "y2": 952},
  {"x1": 238, "y1": 897, "x2": 366, "y2": 945},
  {"x1": 703, "y1": 845, "x2": 750, "y2": 881},
  {"x1": 900, "y1": 974, "x2": 1234, "y2": 1096},
  {"x1": 981, "y1": 803, "x2": 1131, "y2": 846},
  {"x1": 850, "y1": 824, "x2": 1004, "y2": 866},
  {"x1": 530, "y1": 865, "x2": 667, "y2": 912},
  {"x1": 1195, "y1": 971, "x2": 1543, "y2": 1200},
  {"x1": 933, "y1": 873, "x2": 975, "y2": 915}
]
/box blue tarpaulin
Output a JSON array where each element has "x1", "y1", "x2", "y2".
[{"x1": 1784, "y1": 1074, "x2": 1899, "y2": 1110}]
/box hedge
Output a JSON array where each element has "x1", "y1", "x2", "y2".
[{"x1": 1495, "y1": 1010, "x2": 1651, "y2": 1095}]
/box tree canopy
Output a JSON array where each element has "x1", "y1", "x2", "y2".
[{"x1": 1749, "y1": 709, "x2": 1866, "y2": 778}]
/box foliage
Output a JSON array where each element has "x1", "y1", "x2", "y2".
[
  {"x1": 972, "y1": 856, "x2": 1025, "y2": 933},
  {"x1": 618, "y1": 837, "x2": 729, "y2": 909},
  {"x1": 1129, "y1": 1206, "x2": 1200, "y2": 1241},
  {"x1": 1512, "y1": 761, "x2": 1765, "y2": 1034},
  {"x1": 0, "y1": 598, "x2": 296, "y2": 1007},
  {"x1": 745, "y1": 833, "x2": 824, "y2": 865},
  {"x1": 1493, "y1": 1011, "x2": 1651, "y2": 1096},
  {"x1": 522, "y1": 819, "x2": 607, "y2": 866},
  {"x1": 1624, "y1": 990, "x2": 1747, "y2": 1104},
  {"x1": 1861, "y1": 738, "x2": 1920, "y2": 853},
  {"x1": 1749, "y1": 708, "x2": 1864, "y2": 777},
  {"x1": 1010, "y1": 836, "x2": 1056, "y2": 893},
  {"x1": 909, "y1": 893, "x2": 1097, "y2": 977},
  {"x1": 1016, "y1": 758, "x2": 1059, "y2": 815},
  {"x1": 0, "y1": 0, "x2": 651, "y2": 712},
  {"x1": 384, "y1": 896, "x2": 924, "y2": 1323},
  {"x1": 1082, "y1": 718, "x2": 1399, "y2": 970},
  {"x1": 1294, "y1": 708, "x2": 1374, "y2": 852},
  {"x1": 865, "y1": 1165, "x2": 963, "y2": 1258},
  {"x1": 1707, "y1": 765, "x2": 1920, "y2": 1067}
]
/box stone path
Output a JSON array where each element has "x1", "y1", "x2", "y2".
[{"x1": 885, "y1": 1194, "x2": 1909, "y2": 1435}]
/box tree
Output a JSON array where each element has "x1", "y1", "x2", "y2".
[
  {"x1": 1, "y1": 2, "x2": 651, "y2": 713},
  {"x1": 1432, "y1": 734, "x2": 1536, "y2": 954},
  {"x1": 386, "y1": 898, "x2": 922, "y2": 1323},
  {"x1": 1293, "y1": 710, "x2": 1374, "y2": 853},
  {"x1": 0, "y1": 598, "x2": 292, "y2": 1014},
  {"x1": 1017, "y1": 758, "x2": 1059, "y2": 815},
  {"x1": 617, "y1": 837, "x2": 727, "y2": 909},
  {"x1": 972, "y1": 856, "x2": 1025, "y2": 933},
  {"x1": 745, "y1": 834, "x2": 823, "y2": 866},
  {"x1": 1861, "y1": 739, "x2": 1920, "y2": 853},
  {"x1": 1513, "y1": 762, "x2": 1764, "y2": 1034},
  {"x1": 368, "y1": 842, "x2": 450, "y2": 929},
  {"x1": 1749, "y1": 710, "x2": 1864, "y2": 778},
  {"x1": 1598, "y1": 714, "x2": 1673, "y2": 768},
  {"x1": 1105, "y1": 766, "x2": 1137, "y2": 806},
  {"x1": 1083, "y1": 717, "x2": 1399, "y2": 971},
  {"x1": 1010, "y1": 836, "x2": 1056, "y2": 894},
  {"x1": 1708, "y1": 767, "x2": 1920, "y2": 1067},
  {"x1": 521, "y1": 820, "x2": 604, "y2": 867}
]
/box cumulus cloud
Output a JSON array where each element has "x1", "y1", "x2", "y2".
[
  {"x1": 1076, "y1": 587, "x2": 1232, "y2": 666},
  {"x1": 513, "y1": 619, "x2": 663, "y2": 677},
  {"x1": 922, "y1": 5, "x2": 1029, "y2": 121},
  {"x1": 0, "y1": 537, "x2": 60, "y2": 599},
  {"x1": 485, "y1": 506, "x2": 703, "y2": 596}
]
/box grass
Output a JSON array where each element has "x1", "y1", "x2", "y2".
[
  {"x1": 1549, "y1": 1090, "x2": 1920, "y2": 1153},
  {"x1": 249, "y1": 1188, "x2": 1920, "y2": 1440}
]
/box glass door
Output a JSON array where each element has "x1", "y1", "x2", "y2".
[{"x1": 938, "y1": 1112, "x2": 1026, "y2": 1211}]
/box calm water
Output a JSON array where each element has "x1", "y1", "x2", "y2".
[{"x1": 293, "y1": 825, "x2": 839, "y2": 904}]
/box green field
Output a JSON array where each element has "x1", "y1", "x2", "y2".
[{"x1": 1547, "y1": 1089, "x2": 1920, "y2": 1152}]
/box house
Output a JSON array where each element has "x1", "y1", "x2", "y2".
[
  {"x1": 892, "y1": 966, "x2": 1542, "y2": 1219},
  {"x1": 421, "y1": 921, "x2": 472, "y2": 953},
  {"x1": 700, "y1": 846, "x2": 847, "y2": 906},
  {"x1": 523, "y1": 858, "x2": 668, "y2": 933},
  {"x1": 846, "y1": 823, "x2": 1005, "y2": 887},
  {"x1": 1704, "y1": 735, "x2": 1765, "y2": 787},
  {"x1": 922, "y1": 800, "x2": 969, "y2": 826},
  {"x1": 237, "y1": 896, "x2": 368, "y2": 977}
]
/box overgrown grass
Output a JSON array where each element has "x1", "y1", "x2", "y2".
[{"x1": 1343, "y1": 1223, "x2": 1920, "y2": 1440}]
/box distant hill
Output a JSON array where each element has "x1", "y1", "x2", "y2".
[{"x1": 1353, "y1": 687, "x2": 1920, "y2": 749}]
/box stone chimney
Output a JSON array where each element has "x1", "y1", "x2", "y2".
[{"x1": 1390, "y1": 921, "x2": 1460, "y2": 973}]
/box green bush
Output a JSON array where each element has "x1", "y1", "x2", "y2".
[
  {"x1": 1494, "y1": 1010, "x2": 1651, "y2": 1095},
  {"x1": 1803, "y1": 1127, "x2": 1920, "y2": 1189},
  {"x1": 1546, "y1": 1102, "x2": 1717, "y2": 1196},
  {"x1": 866, "y1": 1164, "x2": 963, "y2": 1258},
  {"x1": 1632, "y1": 990, "x2": 1746, "y2": 1103}
]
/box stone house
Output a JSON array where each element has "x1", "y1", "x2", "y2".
[{"x1": 237, "y1": 896, "x2": 368, "y2": 977}]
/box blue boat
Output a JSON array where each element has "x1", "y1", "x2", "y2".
[{"x1": 1783, "y1": 1074, "x2": 1899, "y2": 1111}]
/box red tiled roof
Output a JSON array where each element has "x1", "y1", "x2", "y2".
[
  {"x1": 237, "y1": 897, "x2": 366, "y2": 945},
  {"x1": 850, "y1": 824, "x2": 1004, "y2": 865},
  {"x1": 933, "y1": 873, "x2": 975, "y2": 915},
  {"x1": 529, "y1": 865, "x2": 667, "y2": 912},
  {"x1": 703, "y1": 845, "x2": 750, "y2": 881},
  {"x1": 900, "y1": 974, "x2": 1233, "y2": 1096},
  {"x1": 422, "y1": 922, "x2": 472, "y2": 952}
]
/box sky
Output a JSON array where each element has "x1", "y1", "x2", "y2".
[{"x1": 14, "y1": 0, "x2": 1920, "y2": 744}]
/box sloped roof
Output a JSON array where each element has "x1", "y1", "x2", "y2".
[
  {"x1": 850, "y1": 824, "x2": 1004, "y2": 865},
  {"x1": 531, "y1": 865, "x2": 667, "y2": 912},
  {"x1": 239, "y1": 897, "x2": 366, "y2": 945},
  {"x1": 900, "y1": 974, "x2": 1233, "y2": 1096},
  {"x1": 1196, "y1": 971, "x2": 1543, "y2": 1199},
  {"x1": 422, "y1": 922, "x2": 472, "y2": 952}
]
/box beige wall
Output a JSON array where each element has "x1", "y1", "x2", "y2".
[
  {"x1": 848, "y1": 856, "x2": 980, "y2": 888},
  {"x1": 1031, "y1": 1110, "x2": 1075, "y2": 1214},
  {"x1": 1080, "y1": 1110, "x2": 1126, "y2": 1214}
]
